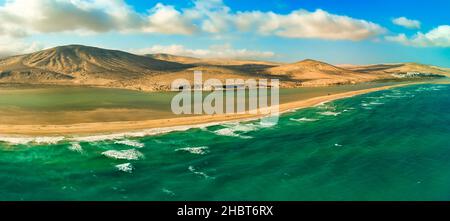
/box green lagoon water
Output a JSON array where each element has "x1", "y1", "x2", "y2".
[
  {"x1": 0, "y1": 82, "x2": 400, "y2": 124},
  {"x1": 0, "y1": 83, "x2": 450, "y2": 200}
]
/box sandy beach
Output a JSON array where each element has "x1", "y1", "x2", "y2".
[{"x1": 0, "y1": 83, "x2": 417, "y2": 137}]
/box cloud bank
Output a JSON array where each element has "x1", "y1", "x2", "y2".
[
  {"x1": 0, "y1": 36, "x2": 43, "y2": 58},
  {"x1": 386, "y1": 25, "x2": 450, "y2": 47},
  {"x1": 131, "y1": 44, "x2": 275, "y2": 60},
  {"x1": 392, "y1": 17, "x2": 421, "y2": 29},
  {"x1": 0, "y1": 0, "x2": 385, "y2": 40},
  {"x1": 234, "y1": 9, "x2": 385, "y2": 40}
]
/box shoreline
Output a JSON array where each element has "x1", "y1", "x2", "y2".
[{"x1": 0, "y1": 83, "x2": 419, "y2": 140}]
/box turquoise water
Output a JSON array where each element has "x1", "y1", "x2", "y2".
[{"x1": 1, "y1": 83, "x2": 450, "y2": 201}]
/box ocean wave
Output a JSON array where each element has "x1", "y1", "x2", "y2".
[
  {"x1": 114, "y1": 140, "x2": 145, "y2": 148},
  {"x1": 384, "y1": 94, "x2": 407, "y2": 98},
  {"x1": 0, "y1": 119, "x2": 255, "y2": 145},
  {"x1": 0, "y1": 103, "x2": 285, "y2": 145},
  {"x1": 259, "y1": 117, "x2": 279, "y2": 127},
  {"x1": 162, "y1": 188, "x2": 176, "y2": 196},
  {"x1": 343, "y1": 107, "x2": 356, "y2": 112},
  {"x1": 210, "y1": 121, "x2": 271, "y2": 139},
  {"x1": 188, "y1": 166, "x2": 214, "y2": 180},
  {"x1": 68, "y1": 143, "x2": 83, "y2": 153},
  {"x1": 213, "y1": 128, "x2": 253, "y2": 139},
  {"x1": 0, "y1": 136, "x2": 65, "y2": 145},
  {"x1": 226, "y1": 123, "x2": 258, "y2": 132},
  {"x1": 115, "y1": 163, "x2": 133, "y2": 173},
  {"x1": 314, "y1": 101, "x2": 332, "y2": 108},
  {"x1": 176, "y1": 146, "x2": 209, "y2": 155},
  {"x1": 71, "y1": 123, "x2": 222, "y2": 143},
  {"x1": 361, "y1": 101, "x2": 384, "y2": 108},
  {"x1": 316, "y1": 103, "x2": 336, "y2": 111},
  {"x1": 367, "y1": 96, "x2": 385, "y2": 99},
  {"x1": 102, "y1": 149, "x2": 144, "y2": 160},
  {"x1": 416, "y1": 85, "x2": 447, "y2": 92},
  {"x1": 290, "y1": 117, "x2": 318, "y2": 122},
  {"x1": 319, "y1": 111, "x2": 341, "y2": 116},
  {"x1": 383, "y1": 90, "x2": 410, "y2": 98},
  {"x1": 228, "y1": 120, "x2": 276, "y2": 131}
]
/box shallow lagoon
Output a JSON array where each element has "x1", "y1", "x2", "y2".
[{"x1": 0, "y1": 81, "x2": 404, "y2": 125}]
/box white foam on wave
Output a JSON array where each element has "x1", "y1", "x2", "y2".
[
  {"x1": 316, "y1": 104, "x2": 337, "y2": 111},
  {"x1": 114, "y1": 140, "x2": 145, "y2": 148},
  {"x1": 102, "y1": 149, "x2": 144, "y2": 160},
  {"x1": 115, "y1": 163, "x2": 133, "y2": 173},
  {"x1": 227, "y1": 124, "x2": 257, "y2": 132},
  {"x1": 68, "y1": 142, "x2": 83, "y2": 153},
  {"x1": 367, "y1": 96, "x2": 384, "y2": 99},
  {"x1": 0, "y1": 98, "x2": 287, "y2": 145},
  {"x1": 384, "y1": 92, "x2": 408, "y2": 98},
  {"x1": 433, "y1": 85, "x2": 448, "y2": 90},
  {"x1": 70, "y1": 120, "x2": 252, "y2": 143},
  {"x1": 162, "y1": 188, "x2": 176, "y2": 196},
  {"x1": 319, "y1": 111, "x2": 341, "y2": 116},
  {"x1": 175, "y1": 146, "x2": 209, "y2": 155},
  {"x1": 0, "y1": 119, "x2": 256, "y2": 145},
  {"x1": 259, "y1": 117, "x2": 279, "y2": 127},
  {"x1": 213, "y1": 128, "x2": 252, "y2": 139},
  {"x1": 416, "y1": 85, "x2": 447, "y2": 92},
  {"x1": 314, "y1": 101, "x2": 333, "y2": 108},
  {"x1": 0, "y1": 136, "x2": 65, "y2": 145},
  {"x1": 210, "y1": 121, "x2": 272, "y2": 139},
  {"x1": 290, "y1": 117, "x2": 318, "y2": 123},
  {"x1": 188, "y1": 166, "x2": 214, "y2": 179}
]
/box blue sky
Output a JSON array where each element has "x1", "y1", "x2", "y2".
[{"x1": 0, "y1": 0, "x2": 449, "y2": 66}]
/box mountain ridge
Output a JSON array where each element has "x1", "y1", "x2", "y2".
[{"x1": 0, "y1": 45, "x2": 448, "y2": 91}]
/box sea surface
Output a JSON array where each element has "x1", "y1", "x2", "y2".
[{"x1": 0, "y1": 83, "x2": 449, "y2": 200}]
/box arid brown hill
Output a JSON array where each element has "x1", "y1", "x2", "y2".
[
  {"x1": 0, "y1": 45, "x2": 190, "y2": 90},
  {"x1": 0, "y1": 45, "x2": 448, "y2": 91},
  {"x1": 266, "y1": 59, "x2": 390, "y2": 86},
  {"x1": 340, "y1": 63, "x2": 450, "y2": 77}
]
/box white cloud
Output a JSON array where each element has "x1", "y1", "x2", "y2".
[
  {"x1": 0, "y1": 0, "x2": 385, "y2": 41},
  {"x1": 131, "y1": 44, "x2": 275, "y2": 60},
  {"x1": 0, "y1": 0, "x2": 142, "y2": 35},
  {"x1": 144, "y1": 3, "x2": 197, "y2": 35},
  {"x1": 392, "y1": 17, "x2": 421, "y2": 29},
  {"x1": 386, "y1": 25, "x2": 450, "y2": 47},
  {"x1": 187, "y1": 0, "x2": 232, "y2": 33},
  {"x1": 0, "y1": 0, "x2": 195, "y2": 37},
  {"x1": 234, "y1": 9, "x2": 385, "y2": 40},
  {"x1": 0, "y1": 37, "x2": 44, "y2": 58},
  {"x1": 183, "y1": 0, "x2": 385, "y2": 40}
]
